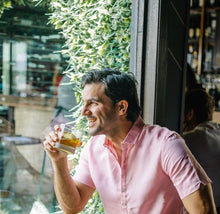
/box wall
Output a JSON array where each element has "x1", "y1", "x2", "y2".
[
  {"x1": 213, "y1": 111, "x2": 220, "y2": 124},
  {"x1": 14, "y1": 107, "x2": 54, "y2": 139}
]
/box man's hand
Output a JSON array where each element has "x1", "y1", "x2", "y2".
[
  {"x1": 43, "y1": 125, "x2": 95, "y2": 214},
  {"x1": 43, "y1": 125, "x2": 67, "y2": 161}
]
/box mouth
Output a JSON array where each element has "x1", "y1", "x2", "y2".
[{"x1": 87, "y1": 117, "x2": 96, "y2": 127}]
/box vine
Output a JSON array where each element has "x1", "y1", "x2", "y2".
[
  {"x1": 0, "y1": 0, "x2": 132, "y2": 213},
  {"x1": 47, "y1": 1, "x2": 132, "y2": 213}
]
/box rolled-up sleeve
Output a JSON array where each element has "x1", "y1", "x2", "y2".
[{"x1": 161, "y1": 134, "x2": 211, "y2": 199}]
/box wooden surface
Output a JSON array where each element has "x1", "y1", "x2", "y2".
[{"x1": 0, "y1": 94, "x2": 57, "y2": 111}]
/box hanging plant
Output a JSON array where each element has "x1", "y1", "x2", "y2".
[
  {"x1": 48, "y1": 0, "x2": 132, "y2": 131},
  {"x1": 0, "y1": 0, "x2": 132, "y2": 213},
  {"x1": 46, "y1": 1, "x2": 132, "y2": 213},
  {"x1": 49, "y1": 0, "x2": 131, "y2": 81},
  {"x1": 28, "y1": 0, "x2": 130, "y2": 213}
]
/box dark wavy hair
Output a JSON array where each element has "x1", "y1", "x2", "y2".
[
  {"x1": 81, "y1": 69, "x2": 141, "y2": 122},
  {"x1": 184, "y1": 89, "x2": 215, "y2": 123}
]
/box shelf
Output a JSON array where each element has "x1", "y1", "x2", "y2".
[
  {"x1": 13, "y1": 23, "x2": 54, "y2": 31},
  {"x1": 28, "y1": 47, "x2": 56, "y2": 54},
  {"x1": 0, "y1": 21, "x2": 7, "y2": 24},
  {"x1": 0, "y1": 33, "x2": 7, "y2": 38},
  {"x1": 13, "y1": 34, "x2": 42, "y2": 41},
  {"x1": 0, "y1": 95, "x2": 57, "y2": 111},
  {"x1": 190, "y1": 9, "x2": 202, "y2": 15},
  {"x1": 190, "y1": 6, "x2": 220, "y2": 13},
  {"x1": 0, "y1": 8, "x2": 67, "y2": 97},
  {"x1": 201, "y1": 70, "x2": 220, "y2": 74},
  {"x1": 188, "y1": 38, "x2": 200, "y2": 43},
  {"x1": 30, "y1": 80, "x2": 52, "y2": 84},
  {"x1": 28, "y1": 58, "x2": 61, "y2": 64},
  {"x1": 187, "y1": 2, "x2": 220, "y2": 75},
  {"x1": 206, "y1": 6, "x2": 220, "y2": 12},
  {"x1": 27, "y1": 68, "x2": 54, "y2": 73}
]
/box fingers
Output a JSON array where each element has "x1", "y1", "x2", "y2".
[
  {"x1": 54, "y1": 125, "x2": 61, "y2": 132},
  {"x1": 43, "y1": 130, "x2": 59, "y2": 153}
]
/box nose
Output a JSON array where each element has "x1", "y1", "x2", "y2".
[{"x1": 81, "y1": 104, "x2": 89, "y2": 116}]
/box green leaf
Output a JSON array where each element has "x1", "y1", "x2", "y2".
[{"x1": 33, "y1": 0, "x2": 132, "y2": 213}]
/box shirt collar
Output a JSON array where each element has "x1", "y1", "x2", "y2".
[
  {"x1": 122, "y1": 116, "x2": 145, "y2": 145},
  {"x1": 103, "y1": 116, "x2": 145, "y2": 147}
]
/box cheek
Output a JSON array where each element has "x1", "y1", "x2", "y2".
[
  {"x1": 91, "y1": 107, "x2": 104, "y2": 119},
  {"x1": 92, "y1": 105, "x2": 115, "y2": 120}
]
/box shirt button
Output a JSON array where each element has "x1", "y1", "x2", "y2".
[{"x1": 123, "y1": 203, "x2": 127, "y2": 207}]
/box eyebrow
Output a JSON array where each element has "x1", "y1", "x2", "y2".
[
  {"x1": 84, "y1": 97, "x2": 102, "y2": 103},
  {"x1": 89, "y1": 98, "x2": 100, "y2": 102}
]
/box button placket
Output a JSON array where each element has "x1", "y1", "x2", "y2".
[{"x1": 121, "y1": 144, "x2": 128, "y2": 210}]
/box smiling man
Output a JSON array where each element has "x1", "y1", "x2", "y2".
[
  {"x1": 44, "y1": 69, "x2": 217, "y2": 214},
  {"x1": 82, "y1": 83, "x2": 120, "y2": 137}
]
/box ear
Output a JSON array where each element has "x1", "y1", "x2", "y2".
[
  {"x1": 185, "y1": 109, "x2": 194, "y2": 121},
  {"x1": 116, "y1": 100, "x2": 128, "y2": 116}
]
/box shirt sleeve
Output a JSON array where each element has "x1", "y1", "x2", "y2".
[
  {"x1": 161, "y1": 133, "x2": 211, "y2": 199},
  {"x1": 73, "y1": 139, "x2": 96, "y2": 189}
]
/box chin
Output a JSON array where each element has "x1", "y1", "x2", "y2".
[{"x1": 88, "y1": 127, "x2": 103, "y2": 136}]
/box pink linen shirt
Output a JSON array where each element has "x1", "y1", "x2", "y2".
[{"x1": 74, "y1": 117, "x2": 211, "y2": 214}]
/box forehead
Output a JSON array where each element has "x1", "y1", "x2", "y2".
[{"x1": 82, "y1": 83, "x2": 106, "y2": 100}]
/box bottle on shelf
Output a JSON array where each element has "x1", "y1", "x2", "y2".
[
  {"x1": 195, "y1": 26, "x2": 201, "y2": 38},
  {"x1": 204, "y1": 47, "x2": 213, "y2": 71},
  {"x1": 189, "y1": 23, "x2": 195, "y2": 39},
  {"x1": 191, "y1": 44, "x2": 199, "y2": 71},
  {"x1": 210, "y1": 0, "x2": 215, "y2": 6},
  {"x1": 187, "y1": 45, "x2": 194, "y2": 65},
  {"x1": 199, "y1": 0, "x2": 203, "y2": 7},
  {"x1": 190, "y1": 0, "x2": 205, "y2": 8},
  {"x1": 188, "y1": 16, "x2": 201, "y2": 40},
  {"x1": 211, "y1": 18, "x2": 217, "y2": 38},
  {"x1": 208, "y1": 0, "x2": 220, "y2": 7}
]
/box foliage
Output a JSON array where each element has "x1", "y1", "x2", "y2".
[
  {"x1": 48, "y1": 0, "x2": 131, "y2": 87},
  {"x1": 46, "y1": 0, "x2": 132, "y2": 213},
  {"x1": 48, "y1": 0, "x2": 132, "y2": 133},
  {"x1": 0, "y1": 0, "x2": 13, "y2": 16},
  {"x1": 0, "y1": 0, "x2": 132, "y2": 213},
  {"x1": 0, "y1": 0, "x2": 48, "y2": 17}
]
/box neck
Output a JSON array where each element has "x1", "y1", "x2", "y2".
[
  {"x1": 107, "y1": 120, "x2": 133, "y2": 146},
  {"x1": 183, "y1": 120, "x2": 198, "y2": 132},
  {"x1": 106, "y1": 119, "x2": 133, "y2": 166}
]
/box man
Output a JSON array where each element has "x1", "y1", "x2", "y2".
[
  {"x1": 44, "y1": 69, "x2": 216, "y2": 214},
  {"x1": 185, "y1": 64, "x2": 203, "y2": 92},
  {"x1": 183, "y1": 88, "x2": 220, "y2": 213}
]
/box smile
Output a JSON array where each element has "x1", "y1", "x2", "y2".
[{"x1": 88, "y1": 118, "x2": 96, "y2": 127}]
